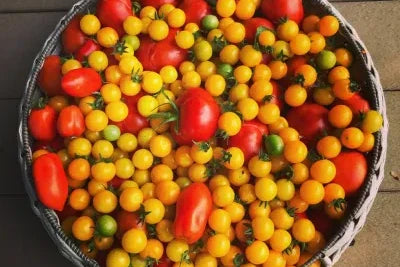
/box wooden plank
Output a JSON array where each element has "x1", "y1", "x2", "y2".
[
  {"x1": 0, "y1": 12, "x2": 65, "y2": 99},
  {"x1": 1, "y1": 91, "x2": 398, "y2": 194},
  {"x1": 332, "y1": 1, "x2": 400, "y2": 90},
  {"x1": 0, "y1": 197, "x2": 72, "y2": 267},
  {"x1": 335, "y1": 193, "x2": 400, "y2": 267}
]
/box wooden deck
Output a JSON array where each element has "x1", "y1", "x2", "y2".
[{"x1": 0, "y1": 0, "x2": 399, "y2": 266}]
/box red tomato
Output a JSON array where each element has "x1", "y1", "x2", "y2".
[
  {"x1": 179, "y1": 0, "x2": 211, "y2": 25},
  {"x1": 33, "y1": 153, "x2": 68, "y2": 211},
  {"x1": 261, "y1": 53, "x2": 273, "y2": 65},
  {"x1": 75, "y1": 39, "x2": 101, "y2": 62},
  {"x1": 103, "y1": 47, "x2": 119, "y2": 66},
  {"x1": 228, "y1": 120, "x2": 268, "y2": 162},
  {"x1": 28, "y1": 103, "x2": 57, "y2": 142},
  {"x1": 33, "y1": 136, "x2": 65, "y2": 152},
  {"x1": 174, "y1": 182, "x2": 213, "y2": 244},
  {"x1": 307, "y1": 208, "x2": 334, "y2": 237},
  {"x1": 336, "y1": 93, "x2": 370, "y2": 115},
  {"x1": 170, "y1": 88, "x2": 220, "y2": 145},
  {"x1": 114, "y1": 93, "x2": 149, "y2": 134},
  {"x1": 136, "y1": 29, "x2": 187, "y2": 72},
  {"x1": 141, "y1": 0, "x2": 178, "y2": 9},
  {"x1": 116, "y1": 210, "x2": 145, "y2": 239},
  {"x1": 97, "y1": 0, "x2": 133, "y2": 36},
  {"x1": 332, "y1": 151, "x2": 367, "y2": 195},
  {"x1": 156, "y1": 255, "x2": 173, "y2": 267},
  {"x1": 61, "y1": 68, "x2": 102, "y2": 97},
  {"x1": 287, "y1": 103, "x2": 330, "y2": 145},
  {"x1": 261, "y1": 0, "x2": 304, "y2": 24},
  {"x1": 287, "y1": 56, "x2": 308, "y2": 76},
  {"x1": 57, "y1": 105, "x2": 85, "y2": 137},
  {"x1": 38, "y1": 55, "x2": 63, "y2": 96},
  {"x1": 62, "y1": 16, "x2": 86, "y2": 54},
  {"x1": 244, "y1": 17, "x2": 274, "y2": 42},
  {"x1": 108, "y1": 177, "x2": 125, "y2": 189},
  {"x1": 270, "y1": 80, "x2": 284, "y2": 110}
]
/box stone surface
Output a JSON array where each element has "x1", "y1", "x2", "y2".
[{"x1": 333, "y1": 1, "x2": 400, "y2": 90}]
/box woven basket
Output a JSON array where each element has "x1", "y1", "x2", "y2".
[{"x1": 17, "y1": 0, "x2": 388, "y2": 266}]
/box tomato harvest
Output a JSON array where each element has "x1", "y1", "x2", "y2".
[{"x1": 27, "y1": 0, "x2": 385, "y2": 266}]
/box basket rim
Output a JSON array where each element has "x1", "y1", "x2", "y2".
[{"x1": 17, "y1": 0, "x2": 389, "y2": 266}]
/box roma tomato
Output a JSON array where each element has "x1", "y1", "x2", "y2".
[
  {"x1": 174, "y1": 182, "x2": 213, "y2": 244},
  {"x1": 331, "y1": 151, "x2": 367, "y2": 195},
  {"x1": 38, "y1": 55, "x2": 63, "y2": 96},
  {"x1": 261, "y1": 0, "x2": 304, "y2": 24},
  {"x1": 179, "y1": 0, "x2": 211, "y2": 25},
  {"x1": 287, "y1": 103, "x2": 330, "y2": 145},
  {"x1": 28, "y1": 102, "x2": 57, "y2": 141},
  {"x1": 57, "y1": 105, "x2": 85, "y2": 137},
  {"x1": 243, "y1": 17, "x2": 274, "y2": 42},
  {"x1": 33, "y1": 153, "x2": 68, "y2": 211},
  {"x1": 96, "y1": 0, "x2": 133, "y2": 36},
  {"x1": 61, "y1": 68, "x2": 102, "y2": 97},
  {"x1": 136, "y1": 29, "x2": 187, "y2": 72},
  {"x1": 74, "y1": 39, "x2": 101, "y2": 62},
  {"x1": 62, "y1": 16, "x2": 86, "y2": 54},
  {"x1": 227, "y1": 120, "x2": 268, "y2": 162},
  {"x1": 336, "y1": 93, "x2": 370, "y2": 115},
  {"x1": 168, "y1": 88, "x2": 220, "y2": 145}
]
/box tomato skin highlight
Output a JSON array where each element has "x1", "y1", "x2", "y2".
[
  {"x1": 171, "y1": 88, "x2": 220, "y2": 145},
  {"x1": 179, "y1": 0, "x2": 211, "y2": 25},
  {"x1": 61, "y1": 68, "x2": 102, "y2": 97},
  {"x1": 244, "y1": 17, "x2": 274, "y2": 42},
  {"x1": 33, "y1": 153, "x2": 69, "y2": 211},
  {"x1": 228, "y1": 120, "x2": 268, "y2": 162},
  {"x1": 96, "y1": 0, "x2": 133, "y2": 36},
  {"x1": 38, "y1": 55, "x2": 63, "y2": 96},
  {"x1": 173, "y1": 182, "x2": 213, "y2": 244},
  {"x1": 74, "y1": 39, "x2": 101, "y2": 62},
  {"x1": 57, "y1": 105, "x2": 85, "y2": 137},
  {"x1": 332, "y1": 151, "x2": 367, "y2": 195},
  {"x1": 62, "y1": 16, "x2": 86, "y2": 54},
  {"x1": 29, "y1": 104, "x2": 57, "y2": 142},
  {"x1": 136, "y1": 29, "x2": 187, "y2": 72},
  {"x1": 261, "y1": 0, "x2": 304, "y2": 25},
  {"x1": 287, "y1": 103, "x2": 330, "y2": 145}
]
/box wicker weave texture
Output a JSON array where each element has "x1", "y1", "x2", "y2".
[{"x1": 17, "y1": 0, "x2": 388, "y2": 266}]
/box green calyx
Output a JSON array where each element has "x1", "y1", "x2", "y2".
[
  {"x1": 88, "y1": 93, "x2": 105, "y2": 110},
  {"x1": 293, "y1": 74, "x2": 306, "y2": 86},
  {"x1": 253, "y1": 26, "x2": 274, "y2": 54},
  {"x1": 244, "y1": 223, "x2": 255, "y2": 245},
  {"x1": 130, "y1": 68, "x2": 142, "y2": 83},
  {"x1": 276, "y1": 165, "x2": 294, "y2": 180},
  {"x1": 285, "y1": 206, "x2": 296, "y2": 217},
  {"x1": 233, "y1": 253, "x2": 245, "y2": 267},
  {"x1": 350, "y1": 80, "x2": 361, "y2": 92},
  {"x1": 36, "y1": 96, "x2": 49, "y2": 109},
  {"x1": 132, "y1": 1, "x2": 141, "y2": 14},
  {"x1": 258, "y1": 150, "x2": 271, "y2": 162},
  {"x1": 330, "y1": 198, "x2": 347, "y2": 212},
  {"x1": 194, "y1": 141, "x2": 211, "y2": 152},
  {"x1": 180, "y1": 250, "x2": 192, "y2": 266},
  {"x1": 113, "y1": 40, "x2": 129, "y2": 56},
  {"x1": 211, "y1": 35, "x2": 228, "y2": 54},
  {"x1": 262, "y1": 94, "x2": 275, "y2": 103},
  {"x1": 148, "y1": 90, "x2": 180, "y2": 133},
  {"x1": 137, "y1": 204, "x2": 151, "y2": 224}
]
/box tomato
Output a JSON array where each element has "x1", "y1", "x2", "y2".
[
  {"x1": 307, "y1": 207, "x2": 334, "y2": 237},
  {"x1": 95, "y1": 215, "x2": 117, "y2": 237},
  {"x1": 287, "y1": 103, "x2": 330, "y2": 145},
  {"x1": 106, "y1": 248, "x2": 130, "y2": 267},
  {"x1": 69, "y1": 188, "x2": 90, "y2": 211},
  {"x1": 115, "y1": 210, "x2": 145, "y2": 239},
  {"x1": 174, "y1": 183, "x2": 212, "y2": 244},
  {"x1": 33, "y1": 153, "x2": 68, "y2": 211},
  {"x1": 308, "y1": 32, "x2": 326, "y2": 54},
  {"x1": 300, "y1": 180, "x2": 325, "y2": 205},
  {"x1": 136, "y1": 29, "x2": 187, "y2": 72},
  {"x1": 264, "y1": 250, "x2": 286, "y2": 267},
  {"x1": 228, "y1": 120, "x2": 268, "y2": 162},
  {"x1": 335, "y1": 48, "x2": 353, "y2": 67},
  {"x1": 361, "y1": 110, "x2": 383, "y2": 133},
  {"x1": 142, "y1": 0, "x2": 177, "y2": 9},
  {"x1": 243, "y1": 17, "x2": 274, "y2": 42},
  {"x1": 61, "y1": 68, "x2": 102, "y2": 97},
  {"x1": 122, "y1": 228, "x2": 147, "y2": 253},
  {"x1": 316, "y1": 136, "x2": 342, "y2": 159},
  {"x1": 57, "y1": 105, "x2": 85, "y2": 137},
  {"x1": 179, "y1": 0, "x2": 211, "y2": 25},
  {"x1": 264, "y1": 134, "x2": 284, "y2": 156},
  {"x1": 317, "y1": 50, "x2": 337, "y2": 70},
  {"x1": 358, "y1": 132, "x2": 375, "y2": 152},
  {"x1": 74, "y1": 39, "x2": 101, "y2": 62},
  {"x1": 207, "y1": 233, "x2": 230, "y2": 257},
  {"x1": 341, "y1": 127, "x2": 364, "y2": 149},
  {"x1": 115, "y1": 93, "x2": 149, "y2": 134},
  {"x1": 307, "y1": 231, "x2": 326, "y2": 254},
  {"x1": 166, "y1": 239, "x2": 190, "y2": 262},
  {"x1": 28, "y1": 102, "x2": 57, "y2": 142},
  {"x1": 72, "y1": 216, "x2": 95, "y2": 241},
  {"x1": 270, "y1": 229, "x2": 292, "y2": 252},
  {"x1": 62, "y1": 16, "x2": 86, "y2": 54},
  {"x1": 190, "y1": 142, "x2": 213, "y2": 164},
  {"x1": 261, "y1": 0, "x2": 304, "y2": 24},
  {"x1": 255, "y1": 177, "x2": 277, "y2": 202},
  {"x1": 38, "y1": 56, "x2": 63, "y2": 97},
  {"x1": 332, "y1": 151, "x2": 367, "y2": 195},
  {"x1": 310, "y1": 159, "x2": 336, "y2": 184},
  {"x1": 336, "y1": 93, "x2": 370, "y2": 115},
  {"x1": 302, "y1": 15, "x2": 320, "y2": 33},
  {"x1": 319, "y1": 15, "x2": 339, "y2": 37},
  {"x1": 292, "y1": 218, "x2": 316, "y2": 243},
  {"x1": 239, "y1": 45, "x2": 262, "y2": 67},
  {"x1": 96, "y1": 0, "x2": 133, "y2": 36},
  {"x1": 328, "y1": 104, "x2": 353, "y2": 128}
]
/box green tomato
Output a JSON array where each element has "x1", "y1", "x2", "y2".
[
  {"x1": 202, "y1": 15, "x2": 219, "y2": 31},
  {"x1": 317, "y1": 50, "x2": 336, "y2": 70},
  {"x1": 103, "y1": 125, "x2": 121, "y2": 141},
  {"x1": 264, "y1": 134, "x2": 284, "y2": 156},
  {"x1": 122, "y1": 35, "x2": 140, "y2": 51},
  {"x1": 130, "y1": 255, "x2": 147, "y2": 267},
  {"x1": 217, "y1": 63, "x2": 233, "y2": 79},
  {"x1": 194, "y1": 40, "x2": 213, "y2": 62},
  {"x1": 96, "y1": 215, "x2": 117, "y2": 237}
]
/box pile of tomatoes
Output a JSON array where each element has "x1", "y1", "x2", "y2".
[{"x1": 28, "y1": 0, "x2": 384, "y2": 266}]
